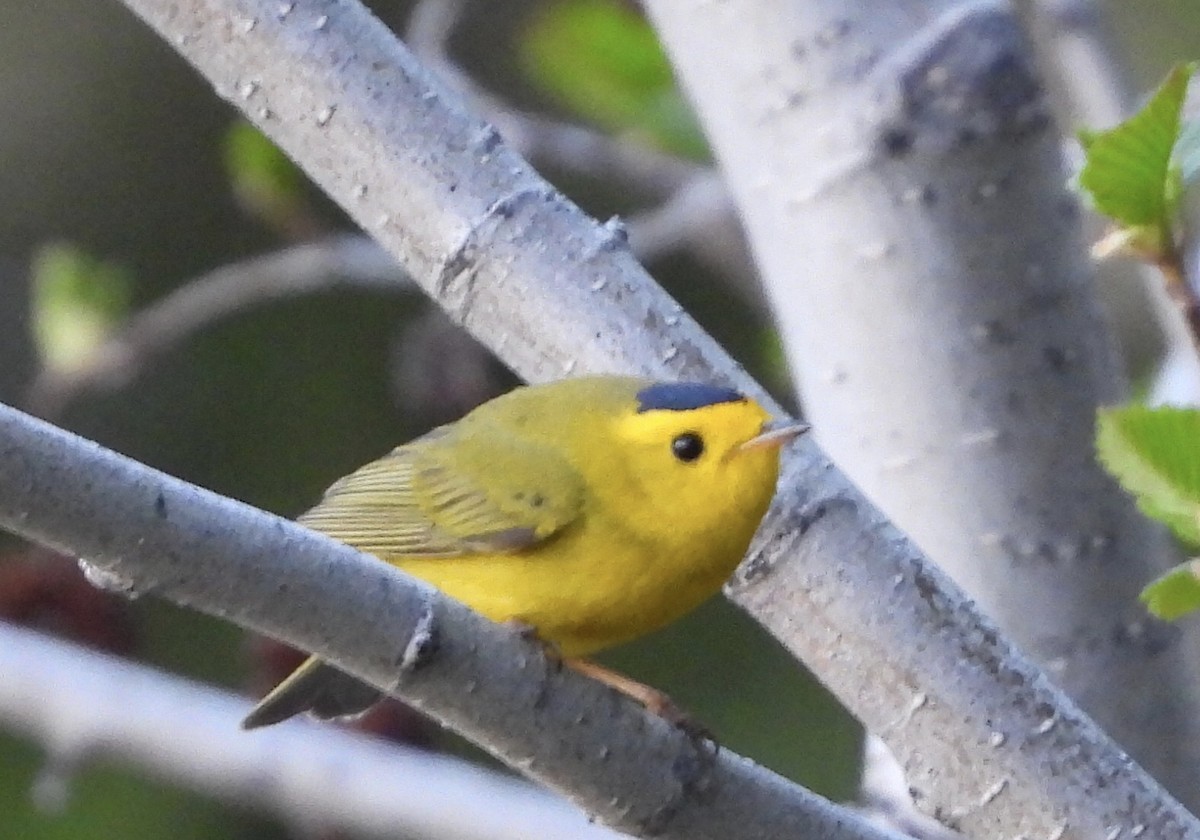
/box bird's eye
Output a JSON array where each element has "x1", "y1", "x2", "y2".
[{"x1": 671, "y1": 432, "x2": 705, "y2": 463}]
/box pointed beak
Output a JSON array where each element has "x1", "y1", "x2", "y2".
[{"x1": 737, "y1": 419, "x2": 810, "y2": 453}]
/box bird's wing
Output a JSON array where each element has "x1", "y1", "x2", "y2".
[{"x1": 298, "y1": 425, "x2": 585, "y2": 557}]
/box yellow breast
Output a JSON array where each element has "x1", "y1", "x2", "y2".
[
  {"x1": 384, "y1": 381, "x2": 784, "y2": 655},
  {"x1": 244, "y1": 376, "x2": 800, "y2": 729}
]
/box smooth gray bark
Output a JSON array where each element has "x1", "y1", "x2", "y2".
[
  {"x1": 24, "y1": 0, "x2": 1193, "y2": 836},
  {"x1": 644, "y1": 0, "x2": 1200, "y2": 807},
  {"x1": 0, "y1": 400, "x2": 905, "y2": 840}
]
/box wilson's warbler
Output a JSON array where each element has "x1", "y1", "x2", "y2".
[{"x1": 243, "y1": 375, "x2": 804, "y2": 729}]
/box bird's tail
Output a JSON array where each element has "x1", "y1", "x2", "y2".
[{"x1": 241, "y1": 654, "x2": 382, "y2": 729}]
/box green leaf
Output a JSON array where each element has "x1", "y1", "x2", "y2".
[
  {"x1": 1096, "y1": 404, "x2": 1200, "y2": 547},
  {"x1": 30, "y1": 243, "x2": 132, "y2": 373},
  {"x1": 1077, "y1": 62, "x2": 1195, "y2": 231},
  {"x1": 223, "y1": 121, "x2": 304, "y2": 223},
  {"x1": 1141, "y1": 562, "x2": 1200, "y2": 620},
  {"x1": 520, "y1": 0, "x2": 707, "y2": 159}
]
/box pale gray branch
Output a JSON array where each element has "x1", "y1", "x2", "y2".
[
  {"x1": 0, "y1": 400, "x2": 903, "y2": 840},
  {"x1": 857, "y1": 736, "x2": 962, "y2": 840},
  {"x1": 644, "y1": 0, "x2": 1200, "y2": 831},
  {"x1": 406, "y1": 0, "x2": 758, "y2": 292},
  {"x1": 0, "y1": 621, "x2": 621, "y2": 840}
]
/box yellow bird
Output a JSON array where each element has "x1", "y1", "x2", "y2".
[{"x1": 243, "y1": 375, "x2": 804, "y2": 729}]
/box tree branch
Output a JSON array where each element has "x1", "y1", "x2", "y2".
[
  {"x1": 57, "y1": 0, "x2": 1199, "y2": 836},
  {"x1": 643, "y1": 0, "x2": 1200, "y2": 825},
  {"x1": 0, "y1": 400, "x2": 903, "y2": 840},
  {"x1": 0, "y1": 621, "x2": 622, "y2": 840},
  {"x1": 403, "y1": 0, "x2": 760, "y2": 307}
]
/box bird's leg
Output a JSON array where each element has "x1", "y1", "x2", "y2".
[
  {"x1": 565, "y1": 659, "x2": 677, "y2": 716},
  {"x1": 564, "y1": 658, "x2": 714, "y2": 740},
  {"x1": 504, "y1": 627, "x2": 714, "y2": 743}
]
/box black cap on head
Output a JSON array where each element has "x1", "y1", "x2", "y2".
[{"x1": 635, "y1": 382, "x2": 746, "y2": 413}]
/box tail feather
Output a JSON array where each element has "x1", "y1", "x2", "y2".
[{"x1": 242, "y1": 655, "x2": 382, "y2": 730}]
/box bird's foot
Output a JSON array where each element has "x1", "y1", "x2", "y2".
[{"x1": 564, "y1": 658, "x2": 718, "y2": 747}]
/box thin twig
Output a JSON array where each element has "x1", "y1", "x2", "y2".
[
  {"x1": 406, "y1": 0, "x2": 704, "y2": 202},
  {"x1": 24, "y1": 235, "x2": 410, "y2": 418},
  {"x1": 1155, "y1": 242, "x2": 1200, "y2": 359}
]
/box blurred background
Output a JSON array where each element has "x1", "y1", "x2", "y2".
[{"x1": 0, "y1": 1, "x2": 1195, "y2": 837}]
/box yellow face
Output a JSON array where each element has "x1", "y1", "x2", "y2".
[
  {"x1": 461, "y1": 377, "x2": 795, "y2": 554},
  {"x1": 595, "y1": 384, "x2": 787, "y2": 547}
]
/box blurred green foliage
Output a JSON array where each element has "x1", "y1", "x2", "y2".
[
  {"x1": 1097, "y1": 405, "x2": 1200, "y2": 618},
  {"x1": 30, "y1": 244, "x2": 130, "y2": 374},
  {"x1": 0, "y1": 735, "x2": 271, "y2": 840},
  {"x1": 520, "y1": 0, "x2": 708, "y2": 159},
  {"x1": 223, "y1": 122, "x2": 308, "y2": 233}
]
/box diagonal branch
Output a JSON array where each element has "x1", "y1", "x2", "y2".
[
  {"x1": 0, "y1": 399, "x2": 903, "y2": 840},
  {"x1": 641, "y1": 0, "x2": 1200, "y2": 826},
  {"x1": 57, "y1": 0, "x2": 1200, "y2": 837}
]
